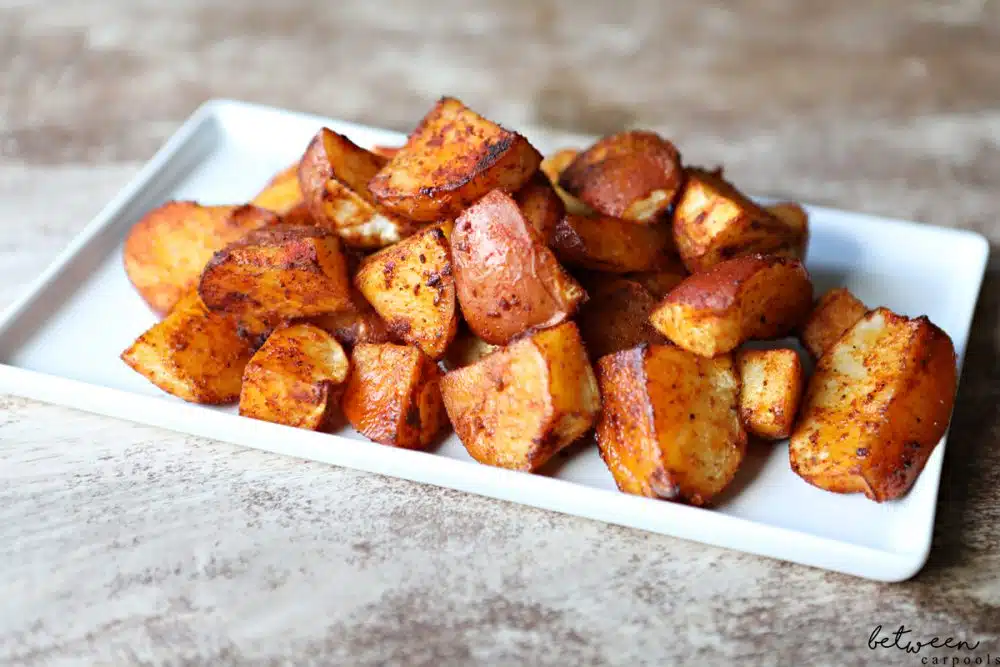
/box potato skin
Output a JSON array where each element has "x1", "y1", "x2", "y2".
[
  {"x1": 354, "y1": 225, "x2": 457, "y2": 359},
  {"x1": 559, "y1": 131, "x2": 683, "y2": 223},
  {"x1": 252, "y1": 164, "x2": 304, "y2": 216},
  {"x1": 513, "y1": 172, "x2": 564, "y2": 241},
  {"x1": 673, "y1": 168, "x2": 805, "y2": 272},
  {"x1": 451, "y1": 189, "x2": 587, "y2": 345},
  {"x1": 121, "y1": 292, "x2": 255, "y2": 404},
  {"x1": 595, "y1": 344, "x2": 746, "y2": 506},
  {"x1": 239, "y1": 324, "x2": 350, "y2": 430},
  {"x1": 440, "y1": 322, "x2": 599, "y2": 472},
  {"x1": 736, "y1": 348, "x2": 804, "y2": 440},
  {"x1": 124, "y1": 202, "x2": 278, "y2": 316},
  {"x1": 198, "y1": 225, "x2": 352, "y2": 326},
  {"x1": 650, "y1": 255, "x2": 813, "y2": 357},
  {"x1": 342, "y1": 343, "x2": 447, "y2": 449},
  {"x1": 799, "y1": 287, "x2": 867, "y2": 359},
  {"x1": 789, "y1": 308, "x2": 957, "y2": 502},
  {"x1": 576, "y1": 278, "x2": 667, "y2": 359},
  {"x1": 368, "y1": 97, "x2": 542, "y2": 222},
  {"x1": 298, "y1": 128, "x2": 417, "y2": 249},
  {"x1": 551, "y1": 212, "x2": 678, "y2": 273}
]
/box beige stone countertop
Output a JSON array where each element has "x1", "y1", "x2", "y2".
[{"x1": 1, "y1": 1, "x2": 998, "y2": 665}]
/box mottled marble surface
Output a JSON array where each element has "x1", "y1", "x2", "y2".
[{"x1": 1, "y1": 1, "x2": 999, "y2": 664}]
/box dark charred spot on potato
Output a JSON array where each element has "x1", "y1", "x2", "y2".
[
  {"x1": 388, "y1": 319, "x2": 412, "y2": 338},
  {"x1": 856, "y1": 447, "x2": 869, "y2": 458},
  {"x1": 413, "y1": 283, "x2": 421, "y2": 296},
  {"x1": 382, "y1": 260, "x2": 396, "y2": 288},
  {"x1": 474, "y1": 135, "x2": 515, "y2": 174},
  {"x1": 425, "y1": 274, "x2": 442, "y2": 288},
  {"x1": 405, "y1": 403, "x2": 422, "y2": 428},
  {"x1": 419, "y1": 253, "x2": 427, "y2": 264}
]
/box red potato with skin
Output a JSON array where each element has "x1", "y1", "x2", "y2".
[
  {"x1": 451, "y1": 189, "x2": 587, "y2": 345},
  {"x1": 649, "y1": 254, "x2": 813, "y2": 357}
]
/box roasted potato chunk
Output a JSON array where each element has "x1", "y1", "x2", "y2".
[
  {"x1": 442, "y1": 328, "x2": 498, "y2": 371},
  {"x1": 551, "y1": 212, "x2": 678, "y2": 273},
  {"x1": 577, "y1": 278, "x2": 667, "y2": 359},
  {"x1": 306, "y1": 289, "x2": 390, "y2": 349},
  {"x1": 239, "y1": 324, "x2": 350, "y2": 430},
  {"x1": 650, "y1": 255, "x2": 813, "y2": 357},
  {"x1": 342, "y1": 343, "x2": 447, "y2": 449},
  {"x1": 622, "y1": 268, "x2": 688, "y2": 299},
  {"x1": 800, "y1": 287, "x2": 868, "y2": 359},
  {"x1": 737, "y1": 348, "x2": 804, "y2": 440},
  {"x1": 767, "y1": 201, "x2": 810, "y2": 258},
  {"x1": 124, "y1": 202, "x2": 277, "y2": 316},
  {"x1": 558, "y1": 131, "x2": 683, "y2": 223},
  {"x1": 441, "y1": 322, "x2": 599, "y2": 472},
  {"x1": 298, "y1": 128, "x2": 417, "y2": 249},
  {"x1": 369, "y1": 97, "x2": 542, "y2": 222},
  {"x1": 789, "y1": 308, "x2": 957, "y2": 502},
  {"x1": 673, "y1": 168, "x2": 805, "y2": 272},
  {"x1": 452, "y1": 190, "x2": 586, "y2": 345},
  {"x1": 513, "y1": 173, "x2": 564, "y2": 241},
  {"x1": 354, "y1": 225, "x2": 457, "y2": 359},
  {"x1": 121, "y1": 292, "x2": 255, "y2": 404},
  {"x1": 540, "y1": 149, "x2": 592, "y2": 215},
  {"x1": 595, "y1": 344, "x2": 746, "y2": 506},
  {"x1": 252, "y1": 164, "x2": 304, "y2": 216},
  {"x1": 199, "y1": 225, "x2": 352, "y2": 326}
]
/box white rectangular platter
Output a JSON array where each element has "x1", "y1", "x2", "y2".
[{"x1": 0, "y1": 100, "x2": 988, "y2": 581}]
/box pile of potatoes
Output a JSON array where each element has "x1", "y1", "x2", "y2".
[{"x1": 121, "y1": 96, "x2": 957, "y2": 504}]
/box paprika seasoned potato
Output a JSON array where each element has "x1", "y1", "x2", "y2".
[
  {"x1": 124, "y1": 202, "x2": 278, "y2": 316},
  {"x1": 513, "y1": 173, "x2": 564, "y2": 241},
  {"x1": 789, "y1": 308, "x2": 957, "y2": 502},
  {"x1": 767, "y1": 201, "x2": 810, "y2": 258},
  {"x1": 799, "y1": 287, "x2": 868, "y2": 359},
  {"x1": 370, "y1": 144, "x2": 401, "y2": 159},
  {"x1": 121, "y1": 292, "x2": 255, "y2": 404},
  {"x1": 342, "y1": 343, "x2": 448, "y2": 449},
  {"x1": 252, "y1": 164, "x2": 304, "y2": 216},
  {"x1": 442, "y1": 328, "x2": 498, "y2": 371},
  {"x1": 239, "y1": 324, "x2": 350, "y2": 430},
  {"x1": 440, "y1": 322, "x2": 599, "y2": 472},
  {"x1": 576, "y1": 278, "x2": 667, "y2": 360},
  {"x1": 650, "y1": 255, "x2": 813, "y2": 357},
  {"x1": 622, "y1": 267, "x2": 688, "y2": 299},
  {"x1": 354, "y1": 225, "x2": 457, "y2": 359},
  {"x1": 673, "y1": 168, "x2": 806, "y2": 272},
  {"x1": 369, "y1": 97, "x2": 542, "y2": 222},
  {"x1": 198, "y1": 225, "x2": 352, "y2": 326},
  {"x1": 558, "y1": 131, "x2": 683, "y2": 223},
  {"x1": 539, "y1": 149, "x2": 592, "y2": 215},
  {"x1": 737, "y1": 348, "x2": 804, "y2": 440},
  {"x1": 451, "y1": 190, "x2": 586, "y2": 345},
  {"x1": 306, "y1": 289, "x2": 391, "y2": 349},
  {"x1": 595, "y1": 344, "x2": 746, "y2": 506},
  {"x1": 298, "y1": 128, "x2": 416, "y2": 249},
  {"x1": 550, "y1": 212, "x2": 678, "y2": 273}
]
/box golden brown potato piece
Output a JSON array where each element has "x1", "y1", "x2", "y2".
[
  {"x1": 513, "y1": 173, "x2": 564, "y2": 241},
  {"x1": 124, "y1": 202, "x2": 278, "y2": 316},
  {"x1": 298, "y1": 128, "x2": 417, "y2": 249},
  {"x1": 342, "y1": 343, "x2": 447, "y2": 449},
  {"x1": 540, "y1": 149, "x2": 593, "y2": 215},
  {"x1": 252, "y1": 164, "x2": 304, "y2": 216},
  {"x1": 199, "y1": 225, "x2": 352, "y2": 326},
  {"x1": 595, "y1": 344, "x2": 746, "y2": 506},
  {"x1": 673, "y1": 169, "x2": 805, "y2": 272},
  {"x1": 280, "y1": 202, "x2": 313, "y2": 226},
  {"x1": 121, "y1": 292, "x2": 255, "y2": 404},
  {"x1": 239, "y1": 324, "x2": 350, "y2": 430},
  {"x1": 622, "y1": 268, "x2": 688, "y2": 299},
  {"x1": 767, "y1": 201, "x2": 810, "y2": 258},
  {"x1": 577, "y1": 278, "x2": 667, "y2": 359},
  {"x1": 558, "y1": 131, "x2": 683, "y2": 223},
  {"x1": 451, "y1": 190, "x2": 586, "y2": 345},
  {"x1": 789, "y1": 308, "x2": 957, "y2": 502},
  {"x1": 306, "y1": 289, "x2": 390, "y2": 349},
  {"x1": 442, "y1": 328, "x2": 498, "y2": 371},
  {"x1": 354, "y1": 225, "x2": 457, "y2": 359},
  {"x1": 368, "y1": 97, "x2": 542, "y2": 222},
  {"x1": 737, "y1": 348, "x2": 804, "y2": 440},
  {"x1": 650, "y1": 255, "x2": 813, "y2": 357},
  {"x1": 550, "y1": 212, "x2": 678, "y2": 273},
  {"x1": 799, "y1": 287, "x2": 868, "y2": 359},
  {"x1": 441, "y1": 322, "x2": 599, "y2": 471}
]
